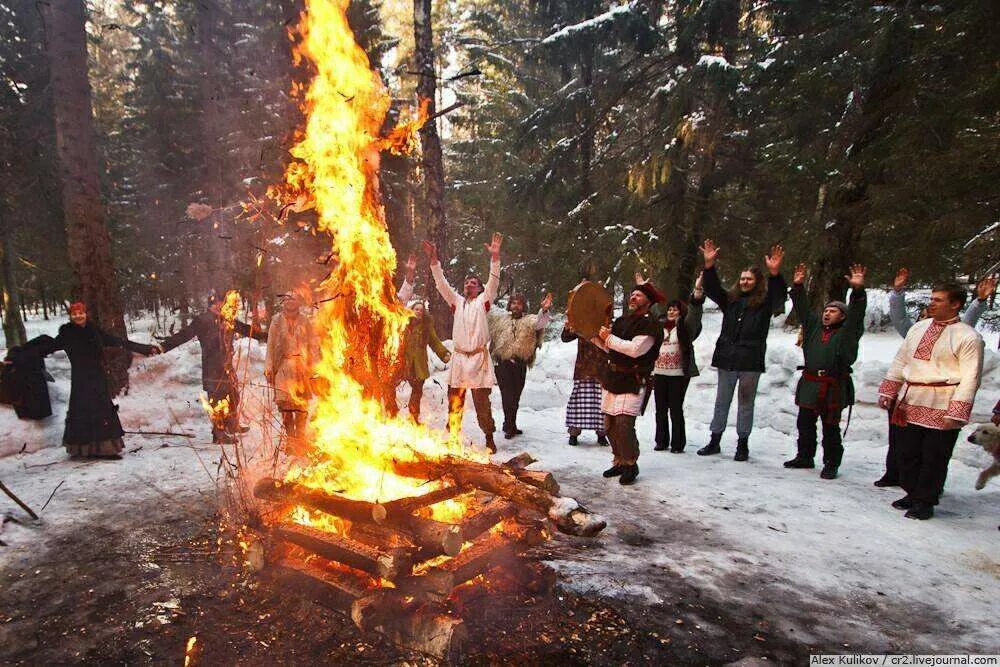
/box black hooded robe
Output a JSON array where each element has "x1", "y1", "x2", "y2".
[{"x1": 1, "y1": 335, "x2": 56, "y2": 420}]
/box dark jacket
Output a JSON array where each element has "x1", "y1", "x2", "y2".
[
  {"x1": 602, "y1": 311, "x2": 664, "y2": 395},
  {"x1": 1, "y1": 335, "x2": 55, "y2": 419},
  {"x1": 160, "y1": 312, "x2": 266, "y2": 391},
  {"x1": 561, "y1": 326, "x2": 607, "y2": 381},
  {"x1": 43, "y1": 322, "x2": 155, "y2": 444},
  {"x1": 702, "y1": 265, "x2": 787, "y2": 372},
  {"x1": 792, "y1": 285, "x2": 866, "y2": 421}
]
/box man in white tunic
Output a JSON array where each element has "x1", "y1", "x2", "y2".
[
  {"x1": 877, "y1": 282, "x2": 984, "y2": 520},
  {"x1": 424, "y1": 233, "x2": 502, "y2": 453}
]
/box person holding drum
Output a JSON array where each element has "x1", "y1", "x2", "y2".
[
  {"x1": 563, "y1": 263, "x2": 613, "y2": 447},
  {"x1": 424, "y1": 233, "x2": 503, "y2": 454},
  {"x1": 591, "y1": 281, "x2": 666, "y2": 485}
]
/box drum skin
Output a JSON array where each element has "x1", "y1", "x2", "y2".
[{"x1": 566, "y1": 281, "x2": 612, "y2": 339}]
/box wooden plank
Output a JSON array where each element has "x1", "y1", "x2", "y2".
[{"x1": 273, "y1": 523, "x2": 414, "y2": 580}]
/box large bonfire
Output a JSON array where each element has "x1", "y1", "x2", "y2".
[{"x1": 267, "y1": 0, "x2": 483, "y2": 525}]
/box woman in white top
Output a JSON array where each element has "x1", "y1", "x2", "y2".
[{"x1": 651, "y1": 275, "x2": 705, "y2": 452}]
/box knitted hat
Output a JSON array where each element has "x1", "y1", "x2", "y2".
[
  {"x1": 630, "y1": 282, "x2": 667, "y2": 305},
  {"x1": 824, "y1": 300, "x2": 848, "y2": 315}
]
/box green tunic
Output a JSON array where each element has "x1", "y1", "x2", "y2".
[
  {"x1": 791, "y1": 285, "x2": 866, "y2": 422},
  {"x1": 401, "y1": 313, "x2": 450, "y2": 382}
]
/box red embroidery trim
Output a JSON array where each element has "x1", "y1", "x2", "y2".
[
  {"x1": 945, "y1": 400, "x2": 972, "y2": 422},
  {"x1": 912, "y1": 318, "x2": 957, "y2": 361},
  {"x1": 895, "y1": 402, "x2": 954, "y2": 430},
  {"x1": 878, "y1": 379, "x2": 903, "y2": 397}
]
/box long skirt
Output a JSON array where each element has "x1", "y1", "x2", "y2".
[
  {"x1": 565, "y1": 378, "x2": 604, "y2": 432},
  {"x1": 65, "y1": 437, "x2": 124, "y2": 458}
]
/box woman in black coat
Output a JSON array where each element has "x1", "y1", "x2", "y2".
[{"x1": 43, "y1": 302, "x2": 161, "y2": 458}]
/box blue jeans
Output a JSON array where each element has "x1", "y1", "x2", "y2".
[{"x1": 709, "y1": 369, "x2": 761, "y2": 438}]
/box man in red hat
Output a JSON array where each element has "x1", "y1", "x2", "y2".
[{"x1": 591, "y1": 280, "x2": 665, "y2": 485}]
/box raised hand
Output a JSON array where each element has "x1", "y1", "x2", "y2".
[
  {"x1": 699, "y1": 239, "x2": 720, "y2": 268},
  {"x1": 893, "y1": 267, "x2": 909, "y2": 291},
  {"x1": 540, "y1": 292, "x2": 553, "y2": 311},
  {"x1": 421, "y1": 239, "x2": 438, "y2": 265},
  {"x1": 634, "y1": 271, "x2": 648, "y2": 285},
  {"x1": 693, "y1": 271, "x2": 704, "y2": 297},
  {"x1": 975, "y1": 274, "x2": 997, "y2": 301},
  {"x1": 404, "y1": 253, "x2": 417, "y2": 278},
  {"x1": 764, "y1": 244, "x2": 785, "y2": 276},
  {"x1": 793, "y1": 263, "x2": 807, "y2": 285},
  {"x1": 845, "y1": 264, "x2": 866, "y2": 289},
  {"x1": 483, "y1": 232, "x2": 502, "y2": 260}
]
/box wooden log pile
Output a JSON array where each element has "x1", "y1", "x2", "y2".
[{"x1": 251, "y1": 452, "x2": 605, "y2": 659}]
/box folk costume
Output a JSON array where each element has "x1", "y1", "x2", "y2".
[
  {"x1": 45, "y1": 319, "x2": 157, "y2": 458},
  {"x1": 488, "y1": 304, "x2": 550, "y2": 437},
  {"x1": 596, "y1": 282, "x2": 665, "y2": 484},
  {"x1": 430, "y1": 257, "x2": 500, "y2": 450},
  {"x1": 265, "y1": 307, "x2": 315, "y2": 447},
  {"x1": 877, "y1": 317, "x2": 984, "y2": 518},
  {"x1": 877, "y1": 289, "x2": 987, "y2": 487},
  {"x1": 651, "y1": 296, "x2": 704, "y2": 453},
  {"x1": 1, "y1": 335, "x2": 56, "y2": 420},
  {"x1": 786, "y1": 285, "x2": 866, "y2": 477},
  {"x1": 699, "y1": 265, "x2": 787, "y2": 460},
  {"x1": 561, "y1": 325, "x2": 607, "y2": 445},
  {"x1": 160, "y1": 309, "x2": 267, "y2": 443},
  {"x1": 399, "y1": 303, "x2": 450, "y2": 422}
]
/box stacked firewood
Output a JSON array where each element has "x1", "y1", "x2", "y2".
[{"x1": 250, "y1": 452, "x2": 606, "y2": 658}]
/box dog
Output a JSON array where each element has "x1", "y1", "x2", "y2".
[{"x1": 967, "y1": 423, "x2": 1000, "y2": 490}]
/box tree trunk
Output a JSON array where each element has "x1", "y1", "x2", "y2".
[
  {"x1": 196, "y1": 0, "x2": 231, "y2": 293},
  {"x1": 413, "y1": 0, "x2": 451, "y2": 336},
  {"x1": 42, "y1": 0, "x2": 129, "y2": 393},
  {"x1": 0, "y1": 216, "x2": 26, "y2": 347}
]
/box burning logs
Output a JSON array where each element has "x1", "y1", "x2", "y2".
[
  {"x1": 255, "y1": 478, "x2": 462, "y2": 556},
  {"x1": 252, "y1": 452, "x2": 604, "y2": 659},
  {"x1": 272, "y1": 523, "x2": 413, "y2": 580},
  {"x1": 392, "y1": 454, "x2": 607, "y2": 537}
]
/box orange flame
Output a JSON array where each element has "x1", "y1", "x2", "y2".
[
  {"x1": 200, "y1": 394, "x2": 231, "y2": 431},
  {"x1": 265, "y1": 0, "x2": 483, "y2": 530},
  {"x1": 220, "y1": 290, "x2": 241, "y2": 330}
]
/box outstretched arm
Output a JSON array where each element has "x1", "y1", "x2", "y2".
[
  {"x1": 159, "y1": 318, "x2": 199, "y2": 353},
  {"x1": 888, "y1": 268, "x2": 913, "y2": 337},
  {"x1": 234, "y1": 319, "x2": 267, "y2": 343},
  {"x1": 844, "y1": 264, "x2": 867, "y2": 339},
  {"x1": 962, "y1": 275, "x2": 994, "y2": 328},
  {"x1": 700, "y1": 265, "x2": 728, "y2": 309},
  {"x1": 482, "y1": 232, "x2": 502, "y2": 303},
  {"x1": 398, "y1": 254, "x2": 417, "y2": 303},
  {"x1": 424, "y1": 240, "x2": 459, "y2": 307}
]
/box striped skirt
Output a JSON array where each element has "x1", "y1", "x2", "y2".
[{"x1": 565, "y1": 378, "x2": 604, "y2": 431}]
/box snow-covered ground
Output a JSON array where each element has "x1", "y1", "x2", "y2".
[{"x1": 1, "y1": 300, "x2": 997, "y2": 653}]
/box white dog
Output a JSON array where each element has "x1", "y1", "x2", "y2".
[{"x1": 967, "y1": 423, "x2": 1000, "y2": 490}]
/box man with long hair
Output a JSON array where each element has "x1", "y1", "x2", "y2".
[{"x1": 697, "y1": 239, "x2": 787, "y2": 461}]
